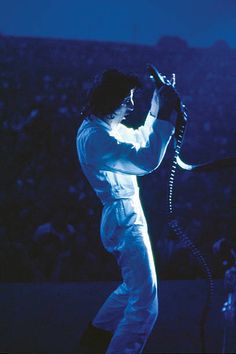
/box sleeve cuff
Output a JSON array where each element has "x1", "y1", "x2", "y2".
[{"x1": 144, "y1": 111, "x2": 156, "y2": 128}]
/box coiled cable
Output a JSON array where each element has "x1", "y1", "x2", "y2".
[
  {"x1": 168, "y1": 109, "x2": 214, "y2": 354},
  {"x1": 147, "y1": 63, "x2": 214, "y2": 353}
]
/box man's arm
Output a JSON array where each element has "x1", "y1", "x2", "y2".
[
  {"x1": 118, "y1": 87, "x2": 178, "y2": 147},
  {"x1": 117, "y1": 111, "x2": 157, "y2": 147},
  {"x1": 80, "y1": 119, "x2": 174, "y2": 176}
]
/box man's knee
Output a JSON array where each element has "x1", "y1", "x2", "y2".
[
  {"x1": 149, "y1": 284, "x2": 158, "y2": 322},
  {"x1": 137, "y1": 281, "x2": 158, "y2": 319},
  {"x1": 142, "y1": 279, "x2": 158, "y2": 302}
]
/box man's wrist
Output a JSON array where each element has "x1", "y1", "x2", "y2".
[{"x1": 149, "y1": 110, "x2": 157, "y2": 118}]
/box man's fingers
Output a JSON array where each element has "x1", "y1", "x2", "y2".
[{"x1": 159, "y1": 85, "x2": 180, "y2": 101}]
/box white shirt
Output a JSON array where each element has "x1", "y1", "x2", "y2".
[{"x1": 76, "y1": 112, "x2": 175, "y2": 205}]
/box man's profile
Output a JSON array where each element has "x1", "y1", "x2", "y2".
[{"x1": 76, "y1": 68, "x2": 179, "y2": 353}]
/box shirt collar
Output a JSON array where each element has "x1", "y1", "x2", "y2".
[{"x1": 86, "y1": 115, "x2": 113, "y2": 132}]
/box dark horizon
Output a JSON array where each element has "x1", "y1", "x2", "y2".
[{"x1": 2, "y1": 32, "x2": 233, "y2": 50}]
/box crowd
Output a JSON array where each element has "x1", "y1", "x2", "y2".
[{"x1": 0, "y1": 35, "x2": 235, "y2": 281}]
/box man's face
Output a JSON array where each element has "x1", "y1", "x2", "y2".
[{"x1": 115, "y1": 89, "x2": 135, "y2": 120}]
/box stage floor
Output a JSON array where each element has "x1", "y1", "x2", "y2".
[{"x1": 0, "y1": 279, "x2": 226, "y2": 353}]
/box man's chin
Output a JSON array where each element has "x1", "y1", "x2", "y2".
[{"x1": 124, "y1": 110, "x2": 133, "y2": 118}]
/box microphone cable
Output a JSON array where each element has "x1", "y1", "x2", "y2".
[
  {"x1": 147, "y1": 63, "x2": 214, "y2": 353},
  {"x1": 168, "y1": 108, "x2": 214, "y2": 354}
]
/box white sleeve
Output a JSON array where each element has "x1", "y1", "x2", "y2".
[
  {"x1": 118, "y1": 111, "x2": 157, "y2": 147},
  {"x1": 80, "y1": 118, "x2": 175, "y2": 176}
]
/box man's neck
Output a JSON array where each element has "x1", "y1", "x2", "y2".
[{"x1": 102, "y1": 115, "x2": 123, "y2": 129}]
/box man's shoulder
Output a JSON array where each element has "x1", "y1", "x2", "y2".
[
  {"x1": 77, "y1": 118, "x2": 99, "y2": 137},
  {"x1": 77, "y1": 118, "x2": 111, "y2": 147}
]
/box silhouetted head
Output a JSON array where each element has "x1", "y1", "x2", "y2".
[{"x1": 81, "y1": 69, "x2": 142, "y2": 118}]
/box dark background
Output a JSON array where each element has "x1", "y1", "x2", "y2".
[
  {"x1": 0, "y1": 34, "x2": 235, "y2": 282},
  {"x1": 0, "y1": 0, "x2": 236, "y2": 283},
  {"x1": 1, "y1": 0, "x2": 236, "y2": 48}
]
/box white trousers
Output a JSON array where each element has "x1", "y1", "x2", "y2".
[{"x1": 93, "y1": 196, "x2": 158, "y2": 354}]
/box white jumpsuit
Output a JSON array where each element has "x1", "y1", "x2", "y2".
[{"x1": 76, "y1": 112, "x2": 174, "y2": 353}]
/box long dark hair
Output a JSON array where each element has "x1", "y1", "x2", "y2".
[{"x1": 81, "y1": 69, "x2": 142, "y2": 118}]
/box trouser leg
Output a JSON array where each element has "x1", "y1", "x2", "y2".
[
  {"x1": 105, "y1": 226, "x2": 158, "y2": 354},
  {"x1": 92, "y1": 282, "x2": 129, "y2": 332}
]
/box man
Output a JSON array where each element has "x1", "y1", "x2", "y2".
[{"x1": 76, "y1": 69, "x2": 179, "y2": 353}]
